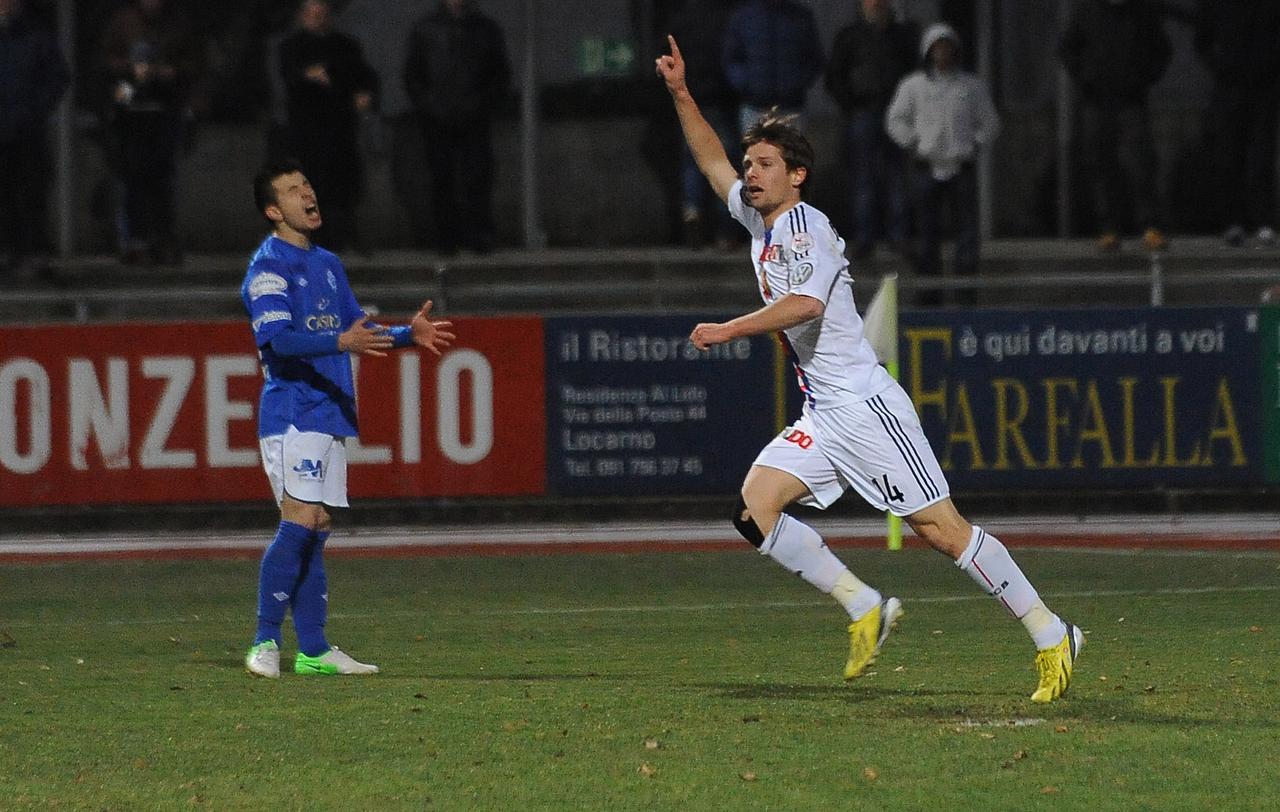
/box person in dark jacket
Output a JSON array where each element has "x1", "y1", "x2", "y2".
[
  {"x1": 825, "y1": 0, "x2": 917, "y2": 258},
  {"x1": 670, "y1": 0, "x2": 740, "y2": 249},
  {"x1": 1059, "y1": 0, "x2": 1171, "y2": 252},
  {"x1": 722, "y1": 0, "x2": 823, "y2": 134},
  {"x1": 98, "y1": 0, "x2": 201, "y2": 265},
  {"x1": 0, "y1": 0, "x2": 68, "y2": 280},
  {"x1": 276, "y1": 0, "x2": 378, "y2": 252},
  {"x1": 403, "y1": 0, "x2": 511, "y2": 255},
  {"x1": 1195, "y1": 1, "x2": 1280, "y2": 247}
]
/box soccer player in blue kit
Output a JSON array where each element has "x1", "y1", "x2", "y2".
[
  {"x1": 241, "y1": 160, "x2": 454, "y2": 678},
  {"x1": 657, "y1": 37, "x2": 1083, "y2": 701}
]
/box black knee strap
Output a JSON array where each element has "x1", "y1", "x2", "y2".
[{"x1": 731, "y1": 496, "x2": 765, "y2": 548}]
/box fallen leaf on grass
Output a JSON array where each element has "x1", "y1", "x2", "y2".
[
  {"x1": 863, "y1": 768, "x2": 878, "y2": 781},
  {"x1": 1013, "y1": 750, "x2": 1028, "y2": 761},
  {"x1": 1055, "y1": 726, "x2": 1069, "y2": 733},
  {"x1": 1248, "y1": 626, "x2": 1262, "y2": 633},
  {"x1": 1041, "y1": 786, "x2": 1060, "y2": 794},
  {"x1": 644, "y1": 738, "x2": 660, "y2": 750},
  {"x1": 1143, "y1": 685, "x2": 1156, "y2": 693},
  {"x1": 637, "y1": 763, "x2": 656, "y2": 778},
  {"x1": 979, "y1": 733, "x2": 995, "y2": 740},
  {"x1": 740, "y1": 771, "x2": 757, "y2": 782}
]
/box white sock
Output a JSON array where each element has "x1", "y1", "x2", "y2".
[
  {"x1": 762, "y1": 514, "x2": 881, "y2": 620},
  {"x1": 956, "y1": 525, "x2": 1066, "y2": 650}
]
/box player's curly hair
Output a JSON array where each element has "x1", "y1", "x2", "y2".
[{"x1": 741, "y1": 108, "x2": 816, "y2": 197}]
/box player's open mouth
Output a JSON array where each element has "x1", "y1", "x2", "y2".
[
  {"x1": 304, "y1": 204, "x2": 319, "y2": 216},
  {"x1": 747, "y1": 185, "x2": 764, "y2": 196}
]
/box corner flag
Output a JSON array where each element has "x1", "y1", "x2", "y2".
[{"x1": 863, "y1": 273, "x2": 904, "y2": 551}]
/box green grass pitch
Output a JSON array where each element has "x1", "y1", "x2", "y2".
[{"x1": 2, "y1": 544, "x2": 1278, "y2": 809}]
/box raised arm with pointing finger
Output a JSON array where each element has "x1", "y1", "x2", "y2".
[{"x1": 655, "y1": 35, "x2": 740, "y2": 204}]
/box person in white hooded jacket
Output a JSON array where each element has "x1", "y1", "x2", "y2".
[{"x1": 885, "y1": 23, "x2": 999, "y2": 306}]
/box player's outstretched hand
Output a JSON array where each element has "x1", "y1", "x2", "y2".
[
  {"x1": 410, "y1": 300, "x2": 456, "y2": 355},
  {"x1": 655, "y1": 35, "x2": 687, "y2": 96},
  {"x1": 689, "y1": 321, "x2": 730, "y2": 351},
  {"x1": 339, "y1": 316, "x2": 395, "y2": 357}
]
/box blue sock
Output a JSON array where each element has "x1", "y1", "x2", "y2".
[
  {"x1": 254, "y1": 520, "x2": 311, "y2": 646},
  {"x1": 292, "y1": 529, "x2": 330, "y2": 657}
]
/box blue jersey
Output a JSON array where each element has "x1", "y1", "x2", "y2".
[{"x1": 241, "y1": 235, "x2": 364, "y2": 438}]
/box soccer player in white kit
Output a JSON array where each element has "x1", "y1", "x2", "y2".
[{"x1": 657, "y1": 36, "x2": 1083, "y2": 702}]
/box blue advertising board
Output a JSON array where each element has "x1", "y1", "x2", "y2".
[
  {"x1": 898, "y1": 307, "x2": 1262, "y2": 489},
  {"x1": 545, "y1": 316, "x2": 782, "y2": 496}
]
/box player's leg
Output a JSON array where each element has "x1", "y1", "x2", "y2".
[
  {"x1": 907, "y1": 499, "x2": 1083, "y2": 702},
  {"x1": 246, "y1": 433, "x2": 317, "y2": 677},
  {"x1": 738, "y1": 419, "x2": 900, "y2": 679},
  {"x1": 279, "y1": 434, "x2": 378, "y2": 676}
]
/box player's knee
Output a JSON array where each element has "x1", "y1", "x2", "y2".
[{"x1": 731, "y1": 495, "x2": 765, "y2": 548}]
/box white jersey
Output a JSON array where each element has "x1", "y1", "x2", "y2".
[{"x1": 728, "y1": 180, "x2": 894, "y2": 408}]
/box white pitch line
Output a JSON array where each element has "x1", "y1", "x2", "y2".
[{"x1": 4, "y1": 583, "x2": 1276, "y2": 629}]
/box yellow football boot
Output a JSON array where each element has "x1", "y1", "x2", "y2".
[
  {"x1": 844, "y1": 597, "x2": 903, "y2": 680},
  {"x1": 1031, "y1": 623, "x2": 1085, "y2": 703}
]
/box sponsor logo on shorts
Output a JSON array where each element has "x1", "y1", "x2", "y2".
[
  {"x1": 784, "y1": 429, "x2": 814, "y2": 449},
  {"x1": 292, "y1": 458, "x2": 324, "y2": 479}
]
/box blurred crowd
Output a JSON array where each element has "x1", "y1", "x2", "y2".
[{"x1": 2, "y1": 0, "x2": 1278, "y2": 282}]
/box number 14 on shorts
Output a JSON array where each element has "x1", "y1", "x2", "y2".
[{"x1": 872, "y1": 474, "x2": 905, "y2": 503}]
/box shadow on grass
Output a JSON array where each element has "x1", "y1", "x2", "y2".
[
  {"x1": 389, "y1": 672, "x2": 635, "y2": 683},
  {"x1": 694, "y1": 681, "x2": 1280, "y2": 730}
]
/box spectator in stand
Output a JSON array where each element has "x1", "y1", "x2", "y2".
[
  {"x1": 0, "y1": 0, "x2": 68, "y2": 281},
  {"x1": 886, "y1": 23, "x2": 999, "y2": 307},
  {"x1": 403, "y1": 0, "x2": 511, "y2": 256},
  {"x1": 276, "y1": 0, "x2": 378, "y2": 253},
  {"x1": 825, "y1": 0, "x2": 918, "y2": 259},
  {"x1": 669, "y1": 0, "x2": 740, "y2": 250},
  {"x1": 1059, "y1": 0, "x2": 1171, "y2": 253},
  {"x1": 98, "y1": 0, "x2": 201, "y2": 265},
  {"x1": 1194, "y1": 2, "x2": 1280, "y2": 248},
  {"x1": 722, "y1": 0, "x2": 823, "y2": 135}
]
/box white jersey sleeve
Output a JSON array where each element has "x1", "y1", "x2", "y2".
[
  {"x1": 768, "y1": 202, "x2": 895, "y2": 409},
  {"x1": 781, "y1": 205, "x2": 844, "y2": 306},
  {"x1": 726, "y1": 179, "x2": 766, "y2": 239}
]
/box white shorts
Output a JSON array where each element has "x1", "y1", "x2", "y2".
[
  {"x1": 259, "y1": 426, "x2": 350, "y2": 508},
  {"x1": 753, "y1": 381, "x2": 950, "y2": 516}
]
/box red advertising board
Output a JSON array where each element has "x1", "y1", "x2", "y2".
[{"x1": 0, "y1": 318, "x2": 546, "y2": 506}]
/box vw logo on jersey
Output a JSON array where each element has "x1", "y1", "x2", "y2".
[
  {"x1": 790, "y1": 262, "x2": 814, "y2": 285},
  {"x1": 318, "y1": 297, "x2": 330, "y2": 311},
  {"x1": 327, "y1": 269, "x2": 337, "y2": 290}
]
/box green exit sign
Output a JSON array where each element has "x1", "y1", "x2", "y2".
[{"x1": 578, "y1": 37, "x2": 635, "y2": 77}]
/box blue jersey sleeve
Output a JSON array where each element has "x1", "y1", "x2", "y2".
[
  {"x1": 270, "y1": 329, "x2": 341, "y2": 357},
  {"x1": 334, "y1": 261, "x2": 365, "y2": 328},
  {"x1": 244, "y1": 259, "x2": 294, "y2": 347}
]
